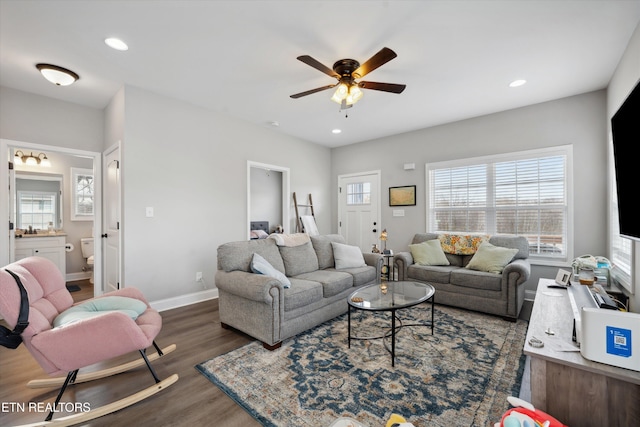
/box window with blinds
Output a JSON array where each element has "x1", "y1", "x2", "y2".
[{"x1": 427, "y1": 146, "x2": 573, "y2": 261}]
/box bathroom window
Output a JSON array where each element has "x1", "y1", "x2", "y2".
[
  {"x1": 17, "y1": 191, "x2": 57, "y2": 230},
  {"x1": 71, "y1": 168, "x2": 94, "y2": 221}
]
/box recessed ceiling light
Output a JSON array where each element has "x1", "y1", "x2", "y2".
[
  {"x1": 509, "y1": 79, "x2": 527, "y2": 88},
  {"x1": 105, "y1": 37, "x2": 129, "y2": 51},
  {"x1": 332, "y1": 129, "x2": 342, "y2": 134}
]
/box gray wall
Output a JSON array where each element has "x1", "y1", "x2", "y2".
[{"x1": 331, "y1": 90, "x2": 608, "y2": 296}]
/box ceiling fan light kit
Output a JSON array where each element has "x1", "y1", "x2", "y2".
[{"x1": 290, "y1": 47, "x2": 406, "y2": 113}]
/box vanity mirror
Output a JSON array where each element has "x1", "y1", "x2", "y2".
[{"x1": 15, "y1": 173, "x2": 63, "y2": 231}]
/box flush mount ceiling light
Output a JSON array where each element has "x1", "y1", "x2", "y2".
[
  {"x1": 509, "y1": 79, "x2": 527, "y2": 88},
  {"x1": 105, "y1": 37, "x2": 129, "y2": 51},
  {"x1": 36, "y1": 63, "x2": 79, "y2": 86},
  {"x1": 14, "y1": 151, "x2": 51, "y2": 167}
]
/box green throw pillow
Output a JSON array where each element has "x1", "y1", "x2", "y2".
[
  {"x1": 465, "y1": 241, "x2": 518, "y2": 274},
  {"x1": 409, "y1": 239, "x2": 450, "y2": 266}
]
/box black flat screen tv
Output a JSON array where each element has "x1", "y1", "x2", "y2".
[{"x1": 611, "y1": 79, "x2": 640, "y2": 241}]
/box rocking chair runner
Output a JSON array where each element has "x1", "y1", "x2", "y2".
[{"x1": 0, "y1": 256, "x2": 178, "y2": 426}]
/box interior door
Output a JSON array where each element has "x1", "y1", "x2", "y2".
[
  {"x1": 338, "y1": 172, "x2": 380, "y2": 252},
  {"x1": 103, "y1": 146, "x2": 121, "y2": 292}
]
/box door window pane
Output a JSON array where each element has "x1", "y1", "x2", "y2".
[{"x1": 346, "y1": 182, "x2": 371, "y2": 205}]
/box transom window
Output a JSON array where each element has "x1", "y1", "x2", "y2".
[
  {"x1": 426, "y1": 146, "x2": 573, "y2": 262},
  {"x1": 346, "y1": 182, "x2": 371, "y2": 205}
]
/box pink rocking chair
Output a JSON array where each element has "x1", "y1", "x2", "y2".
[{"x1": 0, "y1": 256, "x2": 178, "y2": 426}]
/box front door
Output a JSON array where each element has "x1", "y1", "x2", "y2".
[
  {"x1": 103, "y1": 145, "x2": 121, "y2": 292},
  {"x1": 338, "y1": 171, "x2": 381, "y2": 252}
]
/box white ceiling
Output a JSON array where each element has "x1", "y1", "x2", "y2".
[{"x1": 1, "y1": 1, "x2": 639, "y2": 148}]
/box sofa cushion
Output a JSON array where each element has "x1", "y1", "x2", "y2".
[
  {"x1": 293, "y1": 270, "x2": 353, "y2": 298},
  {"x1": 310, "y1": 234, "x2": 346, "y2": 269},
  {"x1": 250, "y1": 253, "x2": 291, "y2": 288},
  {"x1": 450, "y1": 268, "x2": 503, "y2": 291},
  {"x1": 407, "y1": 264, "x2": 456, "y2": 284},
  {"x1": 439, "y1": 234, "x2": 489, "y2": 255},
  {"x1": 331, "y1": 242, "x2": 366, "y2": 269},
  {"x1": 218, "y1": 239, "x2": 285, "y2": 273},
  {"x1": 283, "y1": 278, "x2": 324, "y2": 311},
  {"x1": 327, "y1": 265, "x2": 377, "y2": 287},
  {"x1": 278, "y1": 241, "x2": 319, "y2": 276},
  {"x1": 409, "y1": 239, "x2": 450, "y2": 266},
  {"x1": 466, "y1": 241, "x2": 518, "y2": 274}
]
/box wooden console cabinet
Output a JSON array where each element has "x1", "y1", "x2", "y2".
[{"x1": 524, "y1": 278, "x2": 640, "y2": 426}]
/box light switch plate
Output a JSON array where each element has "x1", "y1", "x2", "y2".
[
  {"x1": 146, "y1": 207, "x2": 154, "y2": 217},
  {"x1": 393, "y1": 209, "x2": 405, "y2": 217}
]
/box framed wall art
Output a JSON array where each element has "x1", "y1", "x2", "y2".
[{"x1": 389, "y1": 185, "x2": 416, "y2": 206}]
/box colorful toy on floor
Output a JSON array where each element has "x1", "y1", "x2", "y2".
[
  {"x1": 495, "y1": 396, "x2": 568, "y2": 427},
  {"x1": 386, "y1": 413, "x2": 415, "y2": 427}
]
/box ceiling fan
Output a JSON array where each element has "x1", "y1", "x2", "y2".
[{"x1": 290, "y1": 47, "x2": 406, "y2": 110}]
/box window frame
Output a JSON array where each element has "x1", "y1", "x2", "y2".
[
  {"x1": 425, "y1": 145, "x2": 574, "y2": 265},
  {"x1": 70, "y1": 167, "x2": 94, "y2": 221}
]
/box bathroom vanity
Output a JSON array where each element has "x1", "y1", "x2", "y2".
[{"x1": 15, "y1": 234, "x2": 66, "y2": 275}]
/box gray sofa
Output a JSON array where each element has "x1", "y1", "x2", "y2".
[
  {"x1": 393, "y1": 233, "x2": 530, "y2": 320},
  {"x1": 216, "y1": 234, "x2": 382, "y2": 349}
]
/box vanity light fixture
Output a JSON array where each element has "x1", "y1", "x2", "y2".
[
  {"x1": 36, "y1": 63, "x2": 79, "y2": 86},
  {"x1": 14, "y1": 151, "x2": 51, "y2": 167}
]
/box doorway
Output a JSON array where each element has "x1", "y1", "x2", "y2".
[
  {"x1": 1, "y1": 138, "x2": 103, "y2": 298},
  {"x1": 338, "y1": 170, "x2": 381, "y2": 252}
]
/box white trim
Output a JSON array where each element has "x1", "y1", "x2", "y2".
[
  {"x1": 150, "y1": 288, "x2": 218, "y2": 312},
  {"x1": 1, "y1": 138, "x2": 103, "y2": 298},
  {"x1": 247, "y1": 161, "x2": 290, "y2": 238},
  {"x1": 66, "y1": 271, "x2": 92, "y2": 282}
]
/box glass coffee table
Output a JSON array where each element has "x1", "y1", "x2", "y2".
[{"x1": 347, "y1": 281, "x2": 435, "y2": 366}]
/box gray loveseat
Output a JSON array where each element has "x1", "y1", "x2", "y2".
[
  {"x1": 216, "y1": 234, "x2": 382, "y2": 349},
  {"x1": 393, "y1": 233, "x2": 530, "y2": 321}
]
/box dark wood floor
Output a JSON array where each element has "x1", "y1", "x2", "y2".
[{"x1": 0, "y1": 280, "x2": 260, "y2": 427}]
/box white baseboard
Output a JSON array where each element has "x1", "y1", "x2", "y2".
[
  {"x1": 66, "y1": 272, "x2": 92, "y2": 282},
  {"x1": 150, "y1": 288, "x2": 219, "y2": 312},
  {"x1": 525, "y1": 289, "x2": 537, "y2": 301}
]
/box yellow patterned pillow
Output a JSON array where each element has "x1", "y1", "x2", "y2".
[{"x1": 438, "y1": 234, "x2": 490, "y2": 255}]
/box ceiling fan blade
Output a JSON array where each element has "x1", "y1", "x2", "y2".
[
  {"x1": 358, "y1": 81, "x2": 406, "y2": 94},
  {"x1": 352, "y1": 47, "x2": 397, "y2": 79},
  {"x1": 290, "y1": 84, "x2": 337, "y2": 99},
  {"x1": 296, "y1": 55, "x2": 340, "y2": 79}
]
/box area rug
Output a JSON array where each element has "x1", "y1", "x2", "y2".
[{"x1": 196, "y1": 305, "x2": 527, "y2": 427}]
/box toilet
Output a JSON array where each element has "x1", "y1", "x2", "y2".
[{"x1": 80, "y1": 237, "x2": 94, "y2": 284}]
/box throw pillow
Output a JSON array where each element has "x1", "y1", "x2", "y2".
[
  {"x1": 409, "y1": 239, "x2": 450, "y2": 266},
  {"x1": 331, "y1": 242, "x2": 366, "y2": 269},
  {"x1": 53, "y1": 296, "x2": 148, "y2": 328},
  {"x1": 465, "y1": 241, "x2": 519, "y2": 274},
  {"x1": 250, "y1": 253, "x2": 291, "y2": 288}
]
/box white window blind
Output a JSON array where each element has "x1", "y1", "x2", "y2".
[{"x1": 427, "y1": 146, "x2": 572, "y2": 261}]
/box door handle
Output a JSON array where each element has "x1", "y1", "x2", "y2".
[{"x1": 372, "y1": 229, "x2": 377, "y2": 233}]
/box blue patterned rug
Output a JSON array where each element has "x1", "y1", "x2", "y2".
[{"x1": 196, "y1": 304, "x2": 527, "y2": 427}]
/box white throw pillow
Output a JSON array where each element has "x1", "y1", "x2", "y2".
[
  {"x1": 331, "y1": 242, "x2": 366, "y2": 269},
  {"x1": 251, "y1": 253, "x2": 291, "y2": 288}
]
